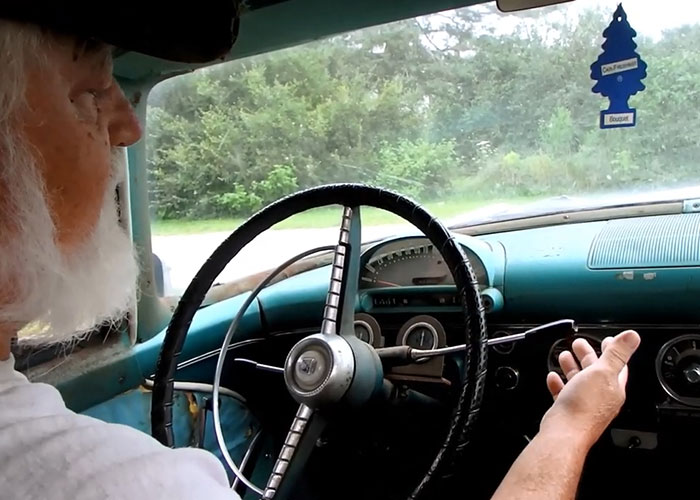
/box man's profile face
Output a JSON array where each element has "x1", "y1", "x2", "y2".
[
  {"x1": 0, "y1": 26, "x2": 144, "y2": 342},
  {"x1": 19, "y1": 36, "x2": 141, "y2": 249}
]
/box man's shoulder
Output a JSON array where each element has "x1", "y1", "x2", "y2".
[{"x1": 0, "y1": 360, "x2": 238, "y2": 500}]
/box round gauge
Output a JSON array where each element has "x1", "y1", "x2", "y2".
[
  {"x1": 353, "y1": 313, "x2": 382, "y2": 347},
  {"x1": 359, "y1": 237, "x2": 487, "y2": 289},
  {"x1": 354, "y1": 322, "x2": 373, "y2": 344},
  {"x1": 403, "y1": 323, "x2": 439, "y2": 350},
  {"x1": 547, "y1": 335, "x2": 602, "y2": 377},
  {"x1": 656, "y1": 334, "x2": 700, "y2": 407},
  {"x1": 397, "y1": 315, "x2": 446, "y2": 351}
]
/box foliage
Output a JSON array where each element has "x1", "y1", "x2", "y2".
[
  {"x1": 147, "y1": 5, "x2": 700, "y2": 220},
  {"x1": 375, "y1": 140, "x2": 459, "y2": 198}
]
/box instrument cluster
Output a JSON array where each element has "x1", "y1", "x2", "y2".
[{"x1": 353, "y1": 313, "x2": 446, "y2": 351}]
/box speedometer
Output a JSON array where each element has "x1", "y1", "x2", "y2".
[{"x1": 359, "y1": 237, "x2": 487, "y2": 289}]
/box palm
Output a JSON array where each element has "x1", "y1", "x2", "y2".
[{"x1": 540, "y1": 331, "x2": 640, "y2": 446}]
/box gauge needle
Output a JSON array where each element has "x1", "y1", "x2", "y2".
[
  {"x1": 374, "y1": 279, "x2": 400, "y2": 287},
  {"x1": 420, "y1": 331, "x2": 425, "y2": 347}
]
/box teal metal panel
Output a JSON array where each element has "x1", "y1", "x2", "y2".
[
  {"x1": 485, "y1": 239, "x2": 507, "y2": 290},
  {"x1": 483, "y1": 221, "x2": 700, "y2": 324},
  {"x1": 57, "y1": 346, "x2": 145, "y2": 413},
  {"x1": 134, "y1": 292, "x2": 263, "y2": 377},
  {"x1": 256, "y1": 266, "x2": 330, "y2": 330},
  {"x1": 455, "y1": 234, "x2": 503, "y2": 288}
]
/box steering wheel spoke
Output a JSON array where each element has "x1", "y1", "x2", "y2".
[
  {"x1": 263, "y1": 404, "x2": 326, "y2": 499},
  {"x1": 321, "y1": 206, "x2": 361, "y2": 337}
]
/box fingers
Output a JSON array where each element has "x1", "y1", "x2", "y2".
[
  {"x1": 602, "y1": 336, "x2": 613, "y2": 352},
  {"x1": 605, "y1": 337, "x2": 630, "y2": 387},
  {"x1": 572, "y1": 338, "x2": 599, "y2": 368},
  {"x1": 619, "y1": 364, "x2": 629, "y2": 387},
  {"x1": 599, "y1": 330, "x2": 641, "y2": 373},
  {"x1": 560, "y1": 338, "x2": 600, "y2": 382},
  {"x1": 559, "y1": 350, "x2": 580, "y2": 381},
  {"x1": 546, "y1": 371, "x2": 565, "y2": 400}
]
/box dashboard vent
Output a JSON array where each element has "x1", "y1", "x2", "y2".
[{"x1": 588, "y1": 214, "x2": 700, "y2": 269}]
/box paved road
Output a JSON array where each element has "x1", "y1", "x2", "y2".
[{"x1": 152, "y1": 224, "x2": 412, "y2": 295}]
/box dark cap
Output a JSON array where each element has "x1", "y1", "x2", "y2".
[{"x1": 0, "y1": 2, "x2": 239, "y2": 63}]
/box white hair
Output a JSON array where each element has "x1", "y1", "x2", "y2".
[{"x1": 0, "y1": 21, "x2": 140, "y2": 344}]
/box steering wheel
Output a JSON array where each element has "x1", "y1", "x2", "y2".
[{"x1": 151, "y1": 184, "x2": 488, "y2": 500}]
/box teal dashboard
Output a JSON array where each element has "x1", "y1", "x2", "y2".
[
  {"x1": 224, "y1": 211, "x2": 700, "y2": 497},
  {"x1": 75, "y1": 211, "x2": 700, "y2": 499},
  {"x1": 241, "y1": 212, "x2": 700, "y2": 410},
  {"x1": 349, "y1": 213, "x2": 700, "y2": 327}
]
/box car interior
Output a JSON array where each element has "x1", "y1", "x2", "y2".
[{"x1": 13, "y1": 0, "x2": 700, "y2": 498}]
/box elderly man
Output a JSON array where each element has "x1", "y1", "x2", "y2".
[{"x1": 0, "y1": 11, "x2": 640, "y2": 500}]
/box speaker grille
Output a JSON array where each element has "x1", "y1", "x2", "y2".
[{"x1": 588, "y1": 214, "x2": 700, "y2": 269}]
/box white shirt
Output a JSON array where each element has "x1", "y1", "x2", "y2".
[{"x1": 0, "y1": 355, "x2": 239, "y2": 500}]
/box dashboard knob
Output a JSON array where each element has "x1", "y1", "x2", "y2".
[
  {"x1": 683, "y1": 363, "x2": 700, "y2": 384},
  {"x1": 495, "y1": 366, "x2": 519, "y2": 390}
]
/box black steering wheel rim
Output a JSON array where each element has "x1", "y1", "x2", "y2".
[{"x1": 151, "y1": 183, "x2": 488, "y2": 498}]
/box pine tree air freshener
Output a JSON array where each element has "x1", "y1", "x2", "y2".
[{"x1": 590, "y1": 4, "x2": 647, "y2": 129}]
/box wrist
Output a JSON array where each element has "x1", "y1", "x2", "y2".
[{"x1": 539, "y1": 418, "x2": 598, "y2": 453}]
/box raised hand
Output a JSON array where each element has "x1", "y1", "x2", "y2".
[{"x1": 541, "y1": 330, "x2": 641, "y2": 449}]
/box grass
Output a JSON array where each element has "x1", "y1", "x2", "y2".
[{"x1": 152, "y1": 196, "x2": 536, "y2": 236}]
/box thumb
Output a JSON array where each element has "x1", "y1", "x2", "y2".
[{"x1": 600, "y1": 330, "x2": 640, "y2": 373}]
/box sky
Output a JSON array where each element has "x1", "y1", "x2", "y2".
[
  {"x1": 416, "y1": 0, "x2": 700, "y2": 52},
  {"x1": 579, "y1": 0, "x2": 699, "y2": 38},
  {"x1": 502, "y1": 0, "x2": 700, "y2": 40}
]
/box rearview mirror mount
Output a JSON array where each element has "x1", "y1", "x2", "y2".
[{"x1": 497, "y1": 0, "x2": 574, "y2": 13}]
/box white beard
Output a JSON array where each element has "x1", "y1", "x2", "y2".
[{"x1": 0, "y1": 148, "x2": 139, "y2": 345}]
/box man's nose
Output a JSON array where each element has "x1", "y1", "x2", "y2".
[{"x1": 107, "y1": 83, "x2": 142, "y2": 147}]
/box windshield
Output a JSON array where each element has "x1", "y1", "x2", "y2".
[{"x1": 148, "y1": 0, "x2": 700, "y2": 296}]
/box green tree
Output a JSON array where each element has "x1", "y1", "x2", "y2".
[{"x1": 147, "y1": 5, "x2": 700, "y2": 221}]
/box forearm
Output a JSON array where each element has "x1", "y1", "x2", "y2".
[{"x1": 491, "y1": 427, "x2": 591, "y2": 500}]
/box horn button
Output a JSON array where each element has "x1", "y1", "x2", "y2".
[
  {"x1": 293, "y1": 346, "x2": 330, "y2": 391},
  {"x1": 284, "y1": 333, "x2": 356, "y2": 407}
]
